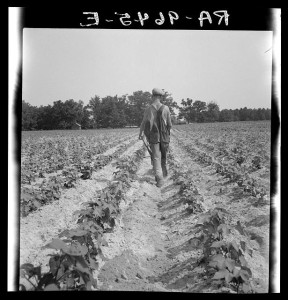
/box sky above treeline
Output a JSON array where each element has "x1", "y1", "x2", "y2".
[{"x1": 22, "y1": 29, "x2": 273, "y2": 110}]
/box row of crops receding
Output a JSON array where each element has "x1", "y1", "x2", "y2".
[
  {"x1": 20, "y1": 130, "x2": 139, "y2": 217},
  {"x1": 20, "y1": 130, "x2": 146, "y2": 290},
  {"x1": 171, "y1": 122, "x2": 270, "y2": 205}
]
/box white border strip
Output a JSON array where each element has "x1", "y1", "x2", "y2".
[
  {"x1": 271, "y1": 8, "x2": 281, "y2": 293},
  {"x1": 8, "y1": 7, "x2": 21, "y2": 292}
]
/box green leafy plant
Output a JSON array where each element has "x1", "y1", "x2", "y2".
[
  {"x1": 19, "y1": 143, "x2": 146, "y2": 291},
  {"x1": 20, "y1": 238, "x2": 97, "y2": 291},
  {"x1": 168, "y1": 152, "x2": 204, "y2": 214},
  {"x1": 189, "y1": 208, "x2": 254, "y2": 293},
  {"x1": 208, "y1": 240, "x2": 253, "y2": 293}
]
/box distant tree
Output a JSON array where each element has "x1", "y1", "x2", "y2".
[
  {"x1": 249, "y1": 109, "x2": 258, "y2": 121},
  {"x1": 51, "y1": 99, "x2": 84, "y2": 129},
  {"x1": 97, "y1": 96, "x2": 113, "y2": 128},
  {"x1": 193, "y1": 100, "x2": 207, "y2": 113},
  {"x1": 228, "y1": 109, "x2": 235, "y2": 121},
  {"x1": 233, "y1": 109, "x2": 240, "y2": 121},
  {"x1": 239, "y1": 107, "x2": 249, "y2": 121},
  {"x1": 22, "y1": 100, "x2": 39, "y2": 130},
  {"x1": 219, "y1": 109, "x2": 234, "y2": 122},
  {"x1": 205, "y1": 101, "x2": 220, "y2": 122},
  {"x1": 192, "y1": 100, "x2": 207, "y2": 122},
  {"x1": 88, "y1": 95, "x2": 102, "y2": 128},
  {"x1": 22, "y1": 90, "x2": 273, "y2": 130},
  {"x1": 178, "y1": 98, "x2": 195, "y2": 123},
  {"x1": 37, "y1": 105, "x2": 55, "y2": 130},
  {"x1": 79, "y1": 105, "x2": 93, "y2": 129},
  {"x1": 161, "y1": 91, "x2": 179, "y2": 114},
  {"x1": 50, "y1": 100, "x2": 66, "y2": 129},
  {"x1": 256, "y1": 108, "x2": 266, "y2": 120},
  {"x1": 114, "y1": 95, "x2": 128, "y2": 128},
  {"x1": 264, "y1": 108, "x2": 271, "y2": 120},
  {"x1": 127, "y1": 90, "x2": 151, "y2": 126},
  {"x1": 108, "y1": 97, "x2": 127, "y2": 128}
]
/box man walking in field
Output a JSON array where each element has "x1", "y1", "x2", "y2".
[{"x1": 139, "y1": 88, "x2": 172, "y2": 188}]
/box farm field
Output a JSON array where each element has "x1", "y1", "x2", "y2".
[{"x1": 19, "y1": 121, "x2": 271, "y2": 293}]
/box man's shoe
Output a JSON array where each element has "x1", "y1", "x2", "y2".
[
  {"x1": 155, "y1": 175, "x2": 164, "y2": 188},
  {"x1": 156, "y1": 180, "x2": 164, "y2": 188}
]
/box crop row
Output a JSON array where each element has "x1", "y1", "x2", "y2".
[
  {"x1": 19, "y1": 144, "x2": 147, "y2": 291},
  {"x1": 171, "y1": 133, "x2": 269, "y2": 203},
  {"x1": 167, "y1": 151, "x2": 256, "y2": 294},
  {"x1": 20, "y1": 138, "x2": 138, "y2": 217},
  {"x1": 174, "y1": 122, "x2": 270, "y2": 172},
  {"x1": 21, "y1": 133, "x2": 136, "y2": 185}
]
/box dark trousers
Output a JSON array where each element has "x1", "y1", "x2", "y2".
[{"x1": 150, "y1": 142, "x2": 169, "y2": 180}]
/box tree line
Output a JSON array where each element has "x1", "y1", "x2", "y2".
[
  {"x1": 178, "y1": 98, "x2": 271, "y2": 123},
  {"x1": 21, "y1": 91, "x2": 271, "y2": 131}
]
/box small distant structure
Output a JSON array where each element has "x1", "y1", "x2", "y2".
[
  {"x1": 177, "y1": 117, "x2": 188, "y2": 124},
  {"x1": 71, "y1": 122, "x2": 82, "y2": 130}
]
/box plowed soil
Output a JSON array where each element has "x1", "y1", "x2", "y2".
[{"x1": 19, "y1": 129, "x2": 270, "y2": 293}]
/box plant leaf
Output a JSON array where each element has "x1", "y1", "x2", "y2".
[
  {"x1": 235, "y1": 221, "x2": 247, "y2": 236},
  {"x1": 44, "y1": 283, "x2": 59, "y2": 291},
  {"x1": 211, "y1": 254, "x2": 226, "y2": 269},
  {"x1": 66, "y1": 277, "x2": 75, "y2": 288},
  {"x1": 20, "y1": 269, "x2": 26, "y2": 278},
  {"x1": 64, "y1": 229, "x2": 88, "y2": 238},
  {"x1": 217, "y1": 224, "x2": 231, "y2": 236},
  {"x1": 211, "y1": 254, "x2": 225, "y2": 263},
  {"x1": 49, "y1": 256, "x2": 60, "y2": 276},
  {"x1": 33, "y1": 200, "x2": 41, "y2": 208},
  {"x1": 231, "y1": 241, "x2": 239, "y2": 252},
  {"x1": 37, "y1": 273, "x2": 54, "y2": 289},
  {"x1": 56, "y1": 265, "x2": 65, "y2": 281},
  {"x1": 44, "y1": 238, "x2": 69, "y2": 252},
  {"x1": 233, "y1": 267, "x2": 241, "y2": 278},
  {"x1": 208, "y1": 261, "x2": 218, "y2": 268},
  {"x1": 241, "y1": 266, "x2": 252, "y2": 277},
  {"x1": 211, "y1": 241, "x2": 224, "y2": 248},
  {"x1": 239, "y1": 269, "x2": 250, "y2": 282},
  {"x1": 63, "y1": 242, "x2": 88, "y2": 256},
  {"x1": 240, "y1": 241, "x2": 246, "y2": 252},
  {"x1": 197, "y1": 213, "x2": 211, "y2": 224},
  {"x1": 20, "y1": 263, "x2": 34, "y2": 271},
  {"x1": 247, "y1": 248, "x2": 253, "y2": 257},
  {"x1": 88, "y1": 256, "x2": 99, "y2": 270},
  {"x1": 239, "y1": 255, "x2": 247, "y2": 267},
  {"x1": 74, "y1": 256, "x2": 90, "y2": 275},
  {"x1": 212, "y1": 269, "x2": 228, "y2": 280},
  {"x1": 225, "y1": 258, "x2": 236, "y2": 272},
  {"x1": 33, "y1": 266, "x2": 41, "y2": 278},
  {"x1": 20, "y1": 263, "x2": 36, "y2": 278},
  {"x1": 242, "y1": 282, "x2": 251, "y2": 293},
  {"x1": 225, "y1": 271, "x2": 233, "y2": 283},
  {"x1": 78, "y1": 276, "x2": 85, "y2": 286}
]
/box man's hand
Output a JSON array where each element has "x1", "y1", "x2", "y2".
[{"x1": 139, "y1": 133, "x2": 144, "y2": 140}]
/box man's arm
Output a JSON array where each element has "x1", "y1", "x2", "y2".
[
  {"x1": 139, "y1": 108, "x2": 148, "y2": 139},
  {"x1": 166, "y1": 106, "x2": 172, "y2": 133}
]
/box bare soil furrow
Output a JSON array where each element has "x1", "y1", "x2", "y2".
[
  {"x1": 19, "y1": 139, "x2": 143, "y2": 272},
  {"x1": 19, "y1": 124, "x2": 271, "y2": 293},
  {"x1": 167, "y1": 136, "x2": 269, "y2": 292}
]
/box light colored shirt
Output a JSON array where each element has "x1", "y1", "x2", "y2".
[{"x1": 140, "y1": 104, "x2": 172, "y2": 133}]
